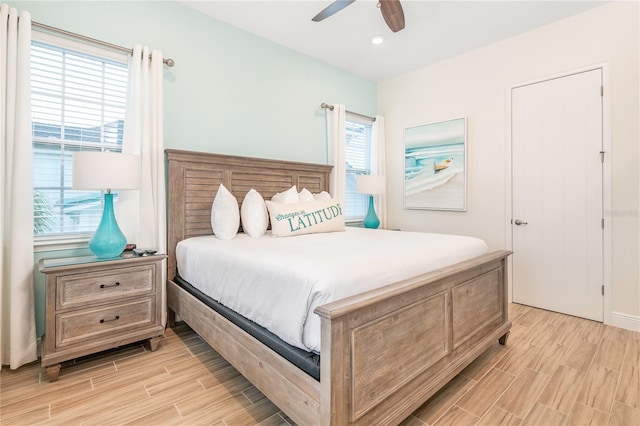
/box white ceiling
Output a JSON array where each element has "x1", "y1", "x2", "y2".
[{"x1": 177, "y1": 1, "x2": 607, "y2": 81}]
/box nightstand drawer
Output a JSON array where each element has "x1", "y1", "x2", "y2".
[
  {"x1": 56, "y1": 298, "x2": 156, "y2": 348},
  {"x1": 57, "y1": 264, "x2": 154, "y2": 310}
]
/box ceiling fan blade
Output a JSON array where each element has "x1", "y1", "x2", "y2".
[
  {"x1": 379, "y1": 0, "x2": 405, "y2": 32},
  {"x1": 312, "y1": 0, "x2": 356, "y2": 22}
]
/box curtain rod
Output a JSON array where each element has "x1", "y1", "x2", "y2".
[
  {"x1": 31, "y1": 21, "x2": 175, "y2": 67},
  {"x1": 320, "y1": 102, "x2": 376, "y2": 122}
]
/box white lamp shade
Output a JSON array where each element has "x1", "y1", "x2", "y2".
[
  {"x1": 72, "y1": 151, "x2": 140, "y2": 191},
  {"x1": 356, "y1": 175, "x2": 386, "y2": 195}
]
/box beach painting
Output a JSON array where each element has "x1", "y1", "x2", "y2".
[{"x1": 404, "y1": 117, "x2": 467, "y2": 211}]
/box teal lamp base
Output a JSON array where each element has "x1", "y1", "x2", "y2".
[
  {"x1": 363, "y1": 195, "x2": 380, "y2": 229},
  {"x1": 89, "y1": 193, "x2": 127, "y2": 258}
]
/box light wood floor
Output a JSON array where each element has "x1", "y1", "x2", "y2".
[{"x1": 1, "y1": 303, "x2": 638, "y2": 425}]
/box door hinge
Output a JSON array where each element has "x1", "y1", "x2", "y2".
[
  {"x1": 600, "y1": 151, "x2": 605, "y2": 163},
  {"x1": 602, "y1": 218, "x2": 605, "y2": 229},
  {"x1": 601, "y1": 86, "x2": 604, "y2": 97},
  {"x1": 602, "y1": 285, "x2": 605, "y2": 295}
]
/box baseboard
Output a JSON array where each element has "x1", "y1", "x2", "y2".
[{"x1": 609, "y1": 311, "x2": 640, "y2": 332}]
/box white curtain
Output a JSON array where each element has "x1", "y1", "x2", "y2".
[
  {"x1": 371, "y1": 115, "x2": 387, "y2": 229},
  {"x1": 326, "y1": 104, "x2": 346, "y2": 203},
  {"x1": 118, "y1": 45, "x2": 167, "y2": 324},
  {"x1": 0, "y1": 4, "x2": 37, "y2": 370}
]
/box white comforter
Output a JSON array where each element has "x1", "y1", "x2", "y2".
[{"x1": 176, "y1": 227, "x2": 488, "y2": 353}]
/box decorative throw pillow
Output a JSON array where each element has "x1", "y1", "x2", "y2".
[
  {"x1": 298, "y1": 187, "x2": 315, "y2": 202},
  {"x1": 265, "y1": 198, "x2": 345, "y2": 237},
  {"x1": 313, "y1": 191, "x2": 331, "y2": 201},
  {"x1": 241, "y1": 188, "x2": 268, "y2": 238},
  {"x1": 211, "y1": 183, "x2": 239, "y2": 240},
  {"x1": 271, "y1": 185, "x2": 299, "y2": 204}
]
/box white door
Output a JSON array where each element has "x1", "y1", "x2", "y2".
[{"x1": 511, "y1": 69, "x2": 603, "y2": 322}]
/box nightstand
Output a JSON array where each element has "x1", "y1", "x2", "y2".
[{"x1": 39, "y1": 254, "x2": 166, "y2": 381}]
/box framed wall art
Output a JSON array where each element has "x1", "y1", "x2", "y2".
[{"x1": 404, "y1": 117, "x2": 467, "y2": 211}]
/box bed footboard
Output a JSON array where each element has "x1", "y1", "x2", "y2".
[{"x1": 315, "y1": 250, "x2": 511, "y2": 425}]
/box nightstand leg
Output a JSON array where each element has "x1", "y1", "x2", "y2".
[
  {"x1": 149, "y1": 336, "x2": 162, "y2": 352},
  {"x1": 45, "y1": 364, "x2": 61, "y2": 382}
]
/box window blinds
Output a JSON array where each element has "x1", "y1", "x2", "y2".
[
  {"x1": 31, "y1": 41, "x2": 128, "y2": 236},
  {"x1": 344, "y1": 117, "x2": 372, "y2": 221}
]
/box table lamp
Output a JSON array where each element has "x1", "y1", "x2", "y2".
[
  {"x1": 356, "y1": 175, "x2": 386, "y2": 229},
  {"x1": 72, "y1": 151, "x2": 140, "y2": 258}
]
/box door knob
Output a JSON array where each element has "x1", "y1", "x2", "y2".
[{"x1": 514, "y1": 219, "x2": 528, "y2": 226}]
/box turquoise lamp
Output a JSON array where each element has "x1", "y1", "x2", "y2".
[
  {"x1": 356, "y1": 175, "x2": 386, "y2": 229},
  {"x1": 72, "y1": 151, "x2": 140, "y2": 259}
]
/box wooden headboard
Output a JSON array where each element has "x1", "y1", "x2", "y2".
[{"x1": 165, "y1": 149, "x2": 332, "y2": 279}]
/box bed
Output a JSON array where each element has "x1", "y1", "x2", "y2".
[{"x1": 166, "y1": 149, "x2": 512, "y2": 425}]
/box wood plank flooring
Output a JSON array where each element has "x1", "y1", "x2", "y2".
[{"x1": 1, "y1": 303, "x2": 638, "y2": 425}]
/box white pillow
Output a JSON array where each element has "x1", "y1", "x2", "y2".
[
  {"x1": 241, "y1": 189, "x2": 268, "y2": 238},
  {"x1": 298, "y1": 188, "x2": 314, "y2": 202},
  {"x1": 211, "y1": 183, "x2": 239, "y2": 240},
  {"x1": 271, "y1": 185, "x2": 299, "y2": 204},
  {"x1": 265, "y1": 198, "x2": 345, "y2": 237},
  {"x1": 313, "y1": 191, "x2": 331, "y2": 201}
]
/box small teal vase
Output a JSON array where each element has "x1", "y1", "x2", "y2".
[
  {"x1": 362, "y1": 195, "x2": 380, "y2": 229},
  {"x1": 89, "y1": 193, "x2": 126, "y2": 258}
]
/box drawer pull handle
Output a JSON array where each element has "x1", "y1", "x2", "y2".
[
  {"x1": 100, "y1": 282, "x2": 120, "y2": 289},
  {"x1": 100, "y1": 315, "x2": 120, "y2": 323}
]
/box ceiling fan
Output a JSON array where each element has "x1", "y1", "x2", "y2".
[{"x1": 312, "y1": 0, "x2": 405, "y2": 33}]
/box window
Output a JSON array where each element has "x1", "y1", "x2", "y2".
[
  {"x1": 31, "y1": 38, "x2": 128, "y2": 238},
  {"x1": 344, "y1": 115, "x2": 373, "y2": 221}
]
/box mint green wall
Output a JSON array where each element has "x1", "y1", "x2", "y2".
[
  {"x1": 11, "y1": 0, "x2": 376, "y2": 337},
  {"x1": 12, "y1": 1, "x2": 376, "y2": 163}
]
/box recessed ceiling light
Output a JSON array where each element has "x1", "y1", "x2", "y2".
[{"x1": 370, "y1": 34, "x2": 384, "y2": 45}]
